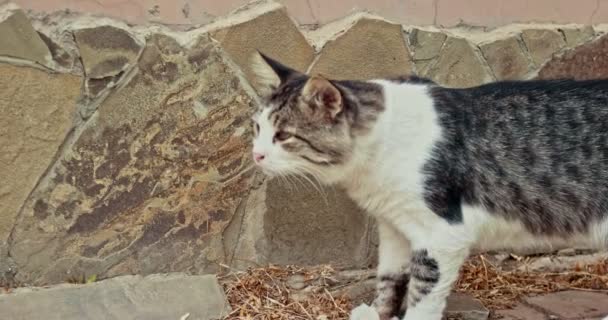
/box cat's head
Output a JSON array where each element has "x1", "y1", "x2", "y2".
[{"x1": 249, "y1": 52, "x2": 363, "y2": 183}]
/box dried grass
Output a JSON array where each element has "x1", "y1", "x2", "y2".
[
  {"x1": 456, "y1": 254, "x2": 608, "y2": 309},
  {"x1": 220, "y1": 255, "x2": 608, "y2": 319},
  {"x1": 219, "y1": 265, "x2": 352, "y2": 320}
]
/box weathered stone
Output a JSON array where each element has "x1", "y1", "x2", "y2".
[
  {"x1": 9, "y1": 34, "x2": 258, "y2": 285},
  {"x1": 538, "y1": 34, "x2": 608, "y2": 80},
  {"x1": 427, "y1": 36, "x2": 493, "y2": 87},
  {"x1": 408, "y1": 28, "x2": 447, "y2": 61},
  {"x1": 0, "y1": 5, "x2": 52, "y2": 66},
  {"x1": 560, "y1": 26, "x2": 595, "y2": 48},
  {"x1": 525, "y1": 291, "x2": 608, "y2": 319},
  {"x1": 210, "y1": 2, "x2": 314, "y2": 91},
  {"x1": 0, "y1": 241, "x2": 17, "y2": 286},
  {"x1": 495, "y1": 303, "x2": 546, "y2": 320},
  {"x1": 0, "y1": 273, "x2": 230, "y2": 320},
  {"x1": 37, "y1": 31, "x2": 74, "y2": 69},
  {"x1": 0, "y1": 63, "x2": 80, "y2": 266},
  {"x1": 480, "y1": 36, "x2": 532, "y2": 80},
  {"x1": 408, "y1": 28, "x2": 447, "y2": 75},
  {"x1": 310, "y1": 18, "x2": 413, "y2": 80},
  {"x1": 225, "y1": 179, "x2": 377, "y2": 270},
  {"x1": 522, "y1": 29, "x2": 565, "y2": 67},
  {"x1": 74, "y1": 25, "x2": 141, "y2": 79},
  {"x1": 445, "y1": 293, "x2": 490, "y2": 320},
  {"x1": 331, "y1": 277, "x2": 377, "y2": 307}
]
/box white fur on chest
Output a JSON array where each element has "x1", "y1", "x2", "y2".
[
  {"x1": 342, "y1": 80, "x2": 450, "y2": 245},
  {"x1": 343, "y1": 80, "x2": 440, "y2": 214}
]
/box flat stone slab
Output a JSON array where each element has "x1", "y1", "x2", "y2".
[
  {"x1": 0, "y1": 273, "x2": 230, "y2": 320},
  {"x1": 495, "y1": 303, "x2": 547, "y2": 320},
  {"x1": 525, "y1": 290, "x2": 608, "y2": 319},
  {"x1": 445, "y1": 293, "x2": 490, "y2": 320}
]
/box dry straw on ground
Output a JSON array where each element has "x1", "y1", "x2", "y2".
[
  {"x1": 220, "y1": 265, "x2": 352, "y2": 320},
  {"x1": 456, "y1": 254, "x2": 608, "y2": 309},
  {"x1": 220, "y1": 255, "x2": 608, "y2": 319}
]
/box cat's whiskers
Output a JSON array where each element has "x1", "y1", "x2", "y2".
[{"x1": 292, "y1": 166, "x2": 328, "y2": 203}]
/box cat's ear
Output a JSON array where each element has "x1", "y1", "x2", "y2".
[
  {"x1": 250, "y1": 51, "x2": 301, "y2": 95},
  {"x1": 302, "y1": 74, "x2": 343, "y2": 120}
]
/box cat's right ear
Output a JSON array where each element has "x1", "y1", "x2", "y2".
[{"x1": 250, "y1": 51, "x2": 300, "y2": 96}]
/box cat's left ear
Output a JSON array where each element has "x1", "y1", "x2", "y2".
[
  {"x1": 250, "y1": 51, "x2": 301, "y2": 96},
  {"x1": 302, "y1": 74, "x2": 343, "y2": 120}
]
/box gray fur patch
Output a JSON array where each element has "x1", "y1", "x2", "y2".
[{"x1": 408, "y1": 249, "x2": 439, "y2": 308}]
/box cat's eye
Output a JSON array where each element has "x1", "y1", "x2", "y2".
[
  {"x1": 274, "y1": 131, "x2": 293, "y2": 142},
  {"x1": 253, "y1": 122, "x2": 260, "y2": 133}
]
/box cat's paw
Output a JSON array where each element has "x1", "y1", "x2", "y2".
[{"x1": 350, "y1": 304, "x2": 380, "y2": 320}]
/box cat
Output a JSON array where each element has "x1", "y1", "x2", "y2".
[{"x1": 249, "y1": 51, "x2": 608, "y2": 320}]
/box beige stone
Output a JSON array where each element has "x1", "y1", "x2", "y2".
[
  {"x1": 11, "y1": 0, "x2": 608, "y2": 27},
  {"x1": 9, "y1": 35, "x2": 258, "y2": 285},
  {"x1": 408, "y1": 28, "x2": 446, "y2": 76},
  {"x1": 0, "y1": 63, "x2": 80, "y2": 251},
  {"x1": 427, "y1": 36, "x2": 493, "y2": 87},
  {"x1": 560, "y1": 26, "x2": 595, "y2": 48},
  {"x1": 522, "y1": 29, "x2": 566, "y2": 67},
  {"x1": 445, "y1": 293, "x2": 490, "y2": 320},
  {"x1": 225, "y1": 179, "x2": 376, "y2": 270},
  {"x1": 37, "y1": 31, "x2": 75, "y2": 69},
  {"x1": 408, "y1": 28, "x2": 446, "y2": 61},
  {"x1": 0, "y1": 274, "x2": 230, "y2": 320},
  {"x1": 310, "y1": 18, "x2": 413, "y2": 80},
  {"x1": 480, "y1": 36, "x2": 532, "y2": 80},
  {"x1": 74, "y1": 25, "x2": 141, "y2": 79},
  {"x1": 0, "y1": 7, "x2": 52, "y2": 65},
  {"x1": 210, "y1": 4, "x2": 314, "y2": 91}
]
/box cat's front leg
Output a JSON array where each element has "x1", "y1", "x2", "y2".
[
  {"x1": 402, "y1": 245, "x2": 469, "y2": 320},
  {"x1": 371, "y1": 221, "x2": 411, "y2": 320}
]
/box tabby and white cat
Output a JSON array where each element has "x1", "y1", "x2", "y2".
[{"x1": 249, "y1": 52, "x2": 608, "y2": 320}]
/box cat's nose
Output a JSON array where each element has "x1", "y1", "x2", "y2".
[{"x1": 253, "y1": 152, "x2": 265, "y2": 163}]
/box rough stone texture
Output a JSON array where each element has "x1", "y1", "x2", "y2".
[
  {"x1": 74, "y1": 26, "x2": 141, "y2": 79},
  {"x1": 522, "y1": 29, "x2": 566, "y2": 67},
  {"x1": 516, "y1": 252, "x2": 608, "y2": 273},
  {"x1": 210, "y1": 5, "x2": 314, "y2": 92},
  {"x1": 444, "y1": 293, "x2": 489, "y2": 320},
  {"x1": 8, "y1": 34, "x2": 258, "y2": 285},
  {"x1": 495, "y1": 303, "x2": 547, "y2": 320},
  {"x1": 0, "y1": 273, "x2": 230, "y2": 320},
  {"x1": 0, "y1": 63, "x2": 81, "y2": 273},
  {"x1": 408, "y1": 28, "x2": 447, "y2": 75},
  {"x1": 426, "y1": 36, "x2": 493, "y2": 87},
  {"x1": 1, "y1": 1, "x2": 608, "y2": 286},
  {"x1": 560, "y1": 26, "x2": 595, "y2": 48},
  {"x1": 262, "y1": 181, "x2": 374, "y2": 267},
  {"x1": 0, "y1": 7, "x2": 52, "y2": 66},
  {"x1": 11, "y1": 0, "x2": 608, "y2": 27},
  {"x1": 224, "y1": 178, "x2": 377, "y2": 270},
  {"x1": 480, "y1": 36, "x2": 532, "y2": 80},
  {"x1": 525, "y1": 291, "x2": 608, "y2": 319},
  {"x1": 538, "y1": 34, "x2": 608, "y2": 80},
  {"x1": 310, "y1": 18, "x2": 414, "y2": 80},
  {"x1": 36, "y1": 31, "x2": 74, "y2": 69}
]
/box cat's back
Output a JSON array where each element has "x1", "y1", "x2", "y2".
[{"x1": 426, "y1": 78, "x2": 608, "y2": 238}]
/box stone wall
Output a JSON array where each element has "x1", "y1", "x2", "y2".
[
  {"x1": 2, "y1": 0, "x2": 608, "y2": 286},
  {"x1": 9, "y1": 0, "x2": 608, "y2": 27}
]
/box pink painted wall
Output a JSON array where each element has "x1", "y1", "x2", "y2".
[{"x1": 9, "y1": 0, "x2": 608, "y2": 27}]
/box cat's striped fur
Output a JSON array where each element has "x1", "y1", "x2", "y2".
[{"x1": 250, "y1": 52, "x2": 608, "y2": 320}]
